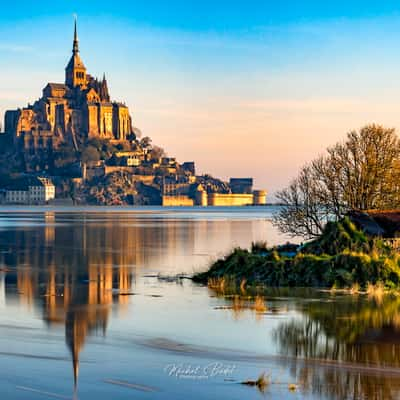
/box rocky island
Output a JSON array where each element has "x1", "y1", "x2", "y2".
[{"x1": 0, "y1": 20, "x2": 266, "y2": 206}]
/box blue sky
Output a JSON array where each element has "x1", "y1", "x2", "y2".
[
  {"x1": 2, "y1": 1, "x2": 400, "y2": 194},
  {"x1": 3, "y1": 1, "x2": 400, "y2": 29}
]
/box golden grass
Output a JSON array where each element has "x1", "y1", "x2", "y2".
[
  {"x1": 231, "y1": 295, "x2": 245, "y2": 319},
  {"x1": 240, "y1": 279, "x2": 247, "y2": 294},
  {"x1": 256, "y1": 372, "x2": 270, "y2": 392},
  {"x1": 393, "y1": 313, "x2": 400, "y2": 329},
  {"x1": 254, "y1": 295, "x2": 267, "y2": 313},
  {"x1": 241, "y1": 370, "x2": 302, "y2": 394},
  {"x1": 329, "y1": 284, "x2": 338, "y2": 295},
  {"x1": 241, "y1": 372, "x2": 270, "y2": 393},
  {"x1": 207, "y1": 276, "x2": 239, "y2": 295},
  {"x1": 367, "y1": 282, "x2": 385, "y2": 303},
  {"x1": 350, "y1": 282, "x2": 360, "y2": 295},
  {"x1": 208, "y1": 277, "x2": 226, "y2": 291},
  {"x1": 288, "y1": 383, "x2": 298, "y2": 392}
]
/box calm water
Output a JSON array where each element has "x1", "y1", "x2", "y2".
[{"x1": 0, "y1": 207, "x2": 399, "y2": 400}]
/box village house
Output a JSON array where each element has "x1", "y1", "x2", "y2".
[
  {"x1": 114, "y1": 150, "x2": 144, "y2": 167},
  {"x1": 4, "y1": 177, "x2": 55, "y2": 205}
]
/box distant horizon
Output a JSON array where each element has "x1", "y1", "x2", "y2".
[{"x1": 2, "y1": 1, "x2": 400, "y2": 197}]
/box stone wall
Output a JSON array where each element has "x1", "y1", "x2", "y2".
[
  {"x1": 103, "y1": 168, "x2": 156, "y2": 185},
  {"x1": 162, "y1": 195, "x2": 194, "y2": 206},
  {"x1": 253, "y1": 190, "x2": 267, "y2": 205},
  {"x1": 207, "y1": 193, "x2": 254, "y2": 206},
  {"x1": 195, "y1": 190, "x2": 208, "y2": 206},
  {"x1": 104, "y1": 166, "x2": 136, "y2": 175}
]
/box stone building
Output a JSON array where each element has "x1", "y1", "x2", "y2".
[
  {"x1": 4, "y1": 19, "x2": 133, "y2": 168},
  {"x1": 4, "y1": 176, "x2": 55, "y2": 205}
]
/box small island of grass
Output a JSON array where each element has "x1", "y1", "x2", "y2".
[
  {"x1": 194, "y1": 125, "x2": 400, "y2": 291},
  {"x1": 193, "y1": 217, "x2": 400, "y2": 290}
]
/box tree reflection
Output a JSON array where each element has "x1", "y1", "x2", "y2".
[
  {"x1": 207, "y1": 283, "x2": 400, "y2": 399},
  {"x1": 274, "y1": 294, "x2": 400, "y2": 400}
]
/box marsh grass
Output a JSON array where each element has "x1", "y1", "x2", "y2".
[
  {"x1": 367, "y1": 282, "x2": 385, "y2": 303},
  {"x1": 288, "y1": 383, "x2": 298, "y2": 392},
  {"x1": 241, "y1": 370, "x2": 303, "y2": 394},
  {"x1": 256, "y1": 372, "x2": 270, "y2": 392},
  {"x1": 207, "y1": 276, "x2": 239, "y2": 294},
  {"x1": 240, "y1": 279, "x2": 247, "y2": 294},
  {"x1": 241, "y1": 372, "x2": 270, "y2": 393},
  {"x1": 350, "y1": 282, "x2": 360, "y2": 295},
  {"x1": 254, "y1": 295, "x2": 267, "y2": 313},
  {"x1": 208, "y1": 277, "x2": 225, "y2": 291},
  {"x1": 231, "y1": 295, "x2": 245, "y2": 319}
]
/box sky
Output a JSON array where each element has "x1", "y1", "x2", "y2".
[{"x1": 2, "y1": 1, "x2": 400, "y2": 196}]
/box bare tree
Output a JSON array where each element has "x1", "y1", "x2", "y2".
[{"x1": 274, "y1": 124, "x2": 400, "y2": 238}]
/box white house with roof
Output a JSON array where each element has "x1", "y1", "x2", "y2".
[{"x1": 5, "y1": 177, "x2": 55, "y2": 205}]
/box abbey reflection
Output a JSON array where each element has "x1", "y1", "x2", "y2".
[
  {"x1": 0, "y1": 213, "x2": 260, "y2": 392},
  {"x1": 0, "y1": 213, "x2": 202, "y2": 390},
  {"x1": 1, "y1": 215, "x2": 138, "y2": 389}
]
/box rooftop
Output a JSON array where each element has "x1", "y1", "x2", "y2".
[
  {"x1": 348, "y1": 210, "x2": 400, "y2": 238},
  {"x1": 5, "y1": 176, "x2": 54, "y2": 191},
  {"x1": 46, "y1": 83, "x2": 67, "y2": 89}
]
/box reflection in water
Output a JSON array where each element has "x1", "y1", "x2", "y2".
[
  {"x1": 0, "y1": 272, "x2": 5, "y2": 307},
  {"x1": 209, "y1": 285, "x2": 400, "y2": 400},
  {"x1": 0, "y1": 210, "x2": 272, "y2": 395},
  {"x1": 2, "y1": 215, "x2": 135, "y2": 390},
  {"x1": 273, "y1": 294, "x2": 400, "y2": 400},
  {"x1": 7, "y1": 209, "x2": 400, "y2": 399}
]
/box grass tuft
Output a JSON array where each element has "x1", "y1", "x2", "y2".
[
  {"x1": 350, "y1": 282, "x2": 360, "y2": 295},
  {"x1": 254, "y1": 296, "x2": 267, "y2": 313},
  {"x1": 240, "y1": 279, "x2": 247, "y2": 294},
  {"x1": 288, "y1": 383, "x2": 298, "y2": 392},
  {"x1": 241, "y1": 372, "x2": 270, "y2": 393},
  {"x1": 367, "y1": 282, "x2": 385, "y2": 303},
  {"x1": 208, "y1": 277, "x2": 225, "y2": 291}
]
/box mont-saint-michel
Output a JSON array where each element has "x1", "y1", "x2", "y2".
[
  {"x1": 5, "y1": 4, "x2": 400, "y2": 400},
  {"x1": 0, "y1": 21, "x2": 266, "y2": 206}
]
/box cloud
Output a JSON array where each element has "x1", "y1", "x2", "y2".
[{"x1": 0, "y1": 43, "x2": 34, "y2": 53}]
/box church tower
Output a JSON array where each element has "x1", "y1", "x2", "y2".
[
  {"x1": 65, "y1": 18, "x2": 87, "y2": 88},
  {"x1": 100, "y1": 74, "x2": 110, "y2": 102}
]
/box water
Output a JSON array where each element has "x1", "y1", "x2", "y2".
[{"x1": 0, "y1": 206, "x2": 399, "y2": 400}]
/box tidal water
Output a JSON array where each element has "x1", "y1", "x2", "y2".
[{"x1": 0, "y1": 206, "x2": 399, "y2": 400}]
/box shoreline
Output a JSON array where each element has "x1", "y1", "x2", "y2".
[{"x1": 0, "y1": 205, "x2": 279, "y2": 213}]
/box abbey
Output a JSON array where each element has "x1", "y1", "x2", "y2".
[
  {"x1": 0, "y1": 20, "x2": 267, "y2": 207},
  {"x1": 4, "y1": 20, "x2": 133, "y2": 154}
]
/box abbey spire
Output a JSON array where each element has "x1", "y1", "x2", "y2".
[
  {"x1": 73, "y1": 17, "x2": 79, "y2": 55},
  {"x1": 65, "y1": 17, "x2": 87, "y2": 88}
]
